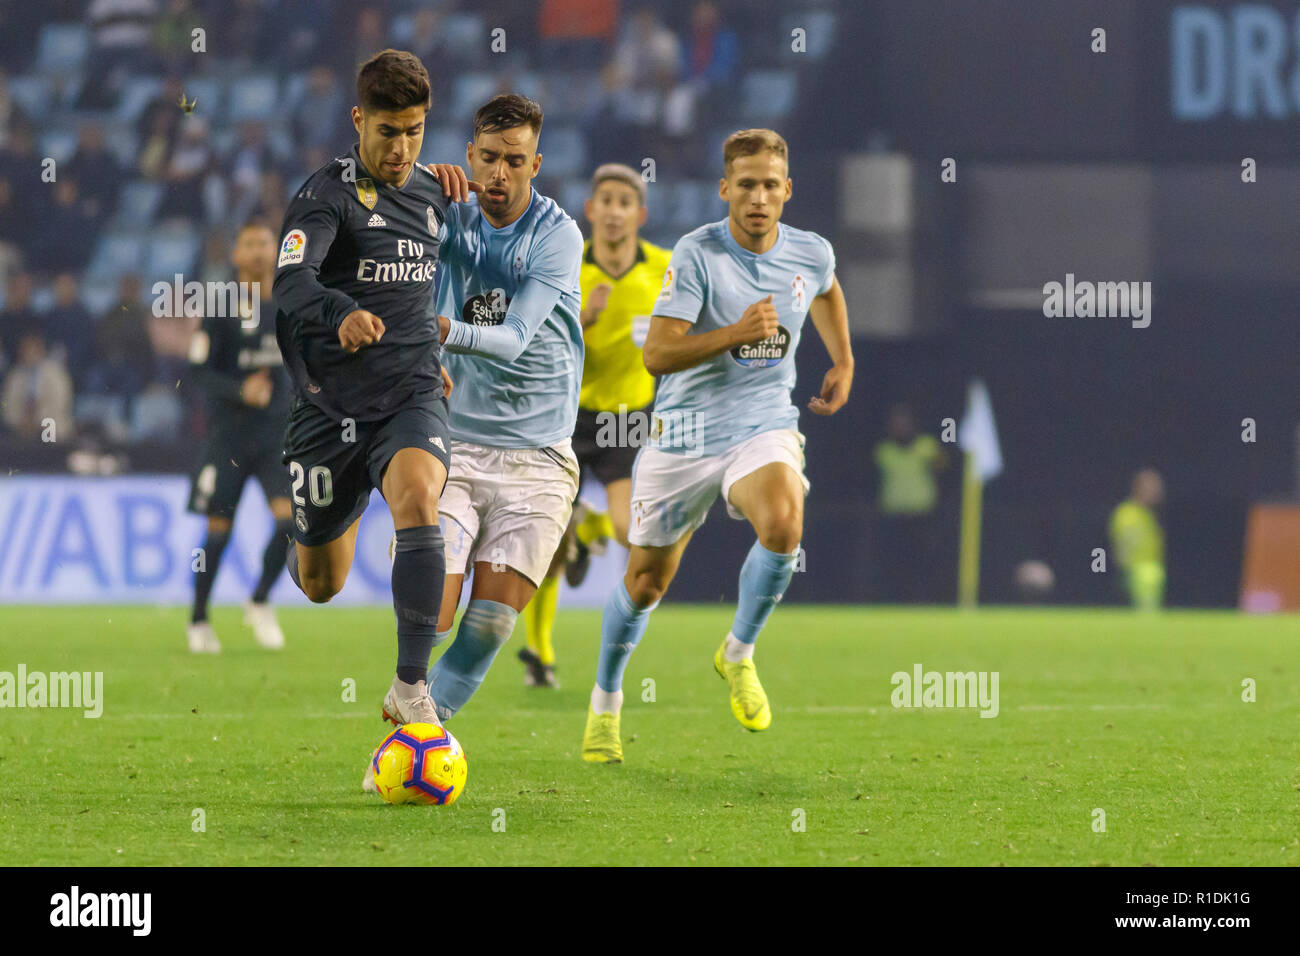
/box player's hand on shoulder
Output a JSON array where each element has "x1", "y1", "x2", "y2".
[
  {"x1": 808, "y1": 363, "x2": 853, "y2": 416},
  {"x1": 429, "y1": 164, "x2": 483, "y2": 203},
  {"x1": 339, "y1": 309, "x2": 386, "y2": 353},
  {"x1": 733, "y1": 294, "x2": 780, "y2": 345}
]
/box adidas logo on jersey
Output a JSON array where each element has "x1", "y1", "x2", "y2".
[
  {"x1": 367, "y1": 213, "x2": 387, "y2": 227},
  {"x1": 429, "y1": 435, "x2": 446, "y2": 452}
]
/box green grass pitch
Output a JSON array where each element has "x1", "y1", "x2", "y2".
[{"x1": 1, "y1": 605, "x2": 1296, "y2": 866}]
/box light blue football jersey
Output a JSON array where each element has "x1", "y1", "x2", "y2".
[
  {"x1": 650, "y1": 219, "x2": 836, "y2": 456},
  {"x1": 435, "y1": 188, "x2": 584, "y2": 447}
]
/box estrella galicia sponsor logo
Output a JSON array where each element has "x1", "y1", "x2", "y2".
[
  {"x1": 462, "y1": 288, "x2": 509, "y2": 326},
  {"x1": 50, "y1": 886, "x2": 151, "y2": 935},
  {"x1": 730, "y1": 325, "x2": 791, "y2": 368}
]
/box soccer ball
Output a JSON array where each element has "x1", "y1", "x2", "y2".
[{"x1": 371, "y1": 722, "x2": 467, "y2": 806}]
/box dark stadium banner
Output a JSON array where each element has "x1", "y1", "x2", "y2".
[{"x1": 1139, "y1": 0, "x2": 1300, "y2": 160}]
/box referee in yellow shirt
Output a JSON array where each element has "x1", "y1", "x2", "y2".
[{"x1": 518, "y1": 163, "x2": 672, "y2": 687}]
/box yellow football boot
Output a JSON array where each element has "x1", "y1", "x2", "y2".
[
  {"x1": 714, "y1": 642, "x2": 772, "y2": 731},
  {"x1": 581, "y1": 707, "x2": 624, "y2": 763}
]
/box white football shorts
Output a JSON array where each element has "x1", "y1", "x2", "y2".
[
  {"x1": 438, "y1": 439, "x2": 579, "y2": 586},
  {"x1": 627, "y1": 428, "x2": 810, "y2": 548}
]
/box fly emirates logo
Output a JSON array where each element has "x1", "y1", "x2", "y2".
[{"x1": 357, "y1": 239, "x2": 437, "y2": 283}]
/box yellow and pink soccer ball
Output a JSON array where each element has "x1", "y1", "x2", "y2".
[{"x1": 371, "y1": 722, "x2": 467, "y2": 806}]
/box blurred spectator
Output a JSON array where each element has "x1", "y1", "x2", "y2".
[
  {"x1": 31, "y1": 178, "x2": 98, "y2": 276},
  {"x1": 136, "y1": 76, "x2": 185, "y2": 179},
  {"x1": 45, "y1": 272, "x2": 95, "y2": 385},
  {"x1": 0, "y1": 70, "x2": 32, "y2": 151},
  {"x1": 153, "y1": 0, "x2": 206, "y2": 73},
  {"x1": 293, "y1": 67, "x2": 347, "y2": 151},
  {"x1": 0, "y1": 125, "x2": 39, "y2": 215},
  {"x1": 2, "y1": 329, "x2": 74, "y2": 440},
  {"x1": 227, "y1": 120, "x2": 274, "y2": 223},
  {"x1": 69, "y1": 123, "x2": 125, "y2": 221},
  {"x1": 146, "y1": 288, "x2": 197, "y2": 386},
  {"x1": 599, "y1": 8, "x2": 683, "y2": 162},
  {"x1": 263, "y1": 0, "x2": 330, "y2": 71},
  {"x1": 539, "y1": 0, "x2": 619, "y2": 64},
  {"x1": 686, "y1": 1, "x2": 738, "y2": 95},
  {"x1": 84, "y1": 273, "x2": 153, "y2": 402},
  {"x1": 0, "y1": 273, "x2": 37, "y2": 354},
  {"x1": 1109, "y1": 468, "x2": 1166, "y2": 611},
  {"x1": 873, "y1": 403, "x2": 947, "y2": 603},
  {"x1": 78, "y1": 0, "x2": 163, "y2": 110},
  {"x1": 197, "y1": 227, "x2": 234, "y2": 285},
  {"x1": 157, "y1": 116, "x2": 212, "y2": 222}
]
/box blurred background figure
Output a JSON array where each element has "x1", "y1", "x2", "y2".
[
  {"x1": 1109, "y1": 468, "x2": 1165, "y2": 611},
  {"x1": 2, "y1": 326, "x2": 73, "y2": 440},
  {"x1": 873, "y1": 403, "x2": 947, "y2": 603}
]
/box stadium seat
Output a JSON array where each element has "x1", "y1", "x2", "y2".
[
  {"x1": 451, "y1": 73, "x2": 499, "y2": 122},
  {"x1": 80, "y1": 277, "x2": 119, "y2": 315},
  {"x1": 558, "y1": 179, "x2": 589, "y2": 221},
  {"x1": 130, "y1": 388, "x2": 184, "y2": 442},
  {"x1": 5, "y1": 75, "x2": 53, "y2": 118},
  {"x1": 740, "y1": 70, "x2": 798, "y2": 121},
  {"x1": 86, "y1": 233, "x2": 146, "y2": 281},
  {"x1": 113, "y1": 181, "x2": 163, "y2": 229},
  {"x1": 38, "y1": 127, "x2": 79, "y2": 165},
  {"x1": 114, "y1": 76, "x2": 164, "y2": 124},
  {"x1": 226, "y1": 75, "x2": 279, "y2": 122},
  {"x1": 35, "y1": 23, "x2": 90, "y2": 72},
  {"x1": 422, "y1": 126, "x2": 467, "y2": 166},
  {"x1": 146, "y1": 228, "x2": 201, "y2": 278},
  {"x1": 441, "y1": 13, "x2": 487, "y2": 60},
  {"x1": 537, "y1": 127, "x2": 585, "y2": 177}
]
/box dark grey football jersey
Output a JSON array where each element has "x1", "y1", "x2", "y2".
[{"x1": 274, "y1": 144, "x2": 450, "y2": 421}]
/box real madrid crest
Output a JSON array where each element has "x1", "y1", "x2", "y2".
[
  {"x1": 427, "y1": 205, "x2": 438, "y2": 236},
  {"x1": 354, "y1": 177, "x2": 378, "y2": 210}
]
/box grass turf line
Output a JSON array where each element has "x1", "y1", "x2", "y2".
[{"x1": 0, "y1": 606, "x2": 1296, "y2": 866}]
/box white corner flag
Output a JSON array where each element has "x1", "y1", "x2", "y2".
[
  {"x1": 957, "y1": 379, "x2": 1002, "y2": 606},
  {"x1": 958, "y1": 379, "x2": 1003, "y2": 483}
]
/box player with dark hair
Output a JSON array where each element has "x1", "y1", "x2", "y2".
[
  {"x1": 273, "y1": 49, "x2": 475, "y2": 771},
  {"x1": 185, "y1": 219, "x2": 292, "y2": 653},
  {"x1": 394, "y1": 93, "x2": 585, "y2": 722}
]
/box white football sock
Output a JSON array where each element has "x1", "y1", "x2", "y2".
[
  {"x1": 591, "y1": 685, "x2": 623, "y2": 715},
  {"x1": 723, "y1": 632, "x2": 754, "y2": 662}
]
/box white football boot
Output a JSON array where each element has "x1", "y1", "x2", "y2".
[
  {"x1": 186, "y1": 621, "x2": 222, "y2": 654},
  {"x1": 381, "y1": 677, "x2": 445, "y2": 727},
  {"x1": 243, "y1": 601, "x2": 285, "y2": 649}
]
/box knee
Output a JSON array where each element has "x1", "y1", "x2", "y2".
[
  {"x1": 390, "y1": 485, "x2": 440, "y2": 527},
  {"x1": 626, "y1": 569, "x2": 668, "y2": 608},
  {"x1": 300, "y1": 570, "x2": 344, "y2": 604},
  {"x1": 754, "y1": 505, "x2": 802, "y2": 555}
]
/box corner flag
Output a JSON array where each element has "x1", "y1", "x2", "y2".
[{"x1": 958, "y1": 380, "x2": 1002, "y2": 607}]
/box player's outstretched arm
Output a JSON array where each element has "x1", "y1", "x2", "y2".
[
  {"x1": 440, "y1": 277, "x2": 564, "y2": 362},
  {"x1": 642, "y1": 295, "x2": 779, "y2": 375},
  {"x1": 807, "y1": 276, "x2": 853, "y2": 416}
]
